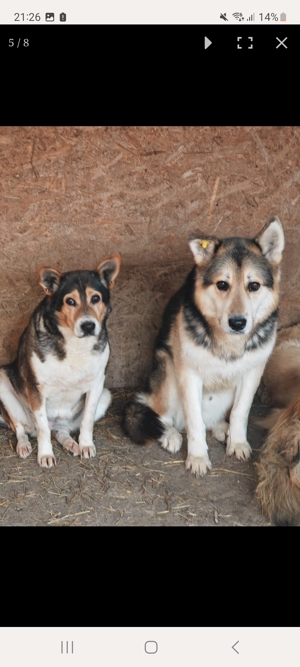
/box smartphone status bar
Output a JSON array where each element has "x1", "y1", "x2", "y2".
[{"x1": 0, "y1": 2, "x2": 299, "y2": 23}]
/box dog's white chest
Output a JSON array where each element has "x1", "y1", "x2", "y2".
[
  {"x1": 31, "y1": 338, "x2": 109, "y2": 397},
  {"x1": 181, "y1": 335, "x2": 274, "y2": 392}
]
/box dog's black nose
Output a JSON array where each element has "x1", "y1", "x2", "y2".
[
  {"x1": 228, "y1": 316, "x2": 247, "y2": 332},
  {"x1": 81, "y1": 320, "x2": 96, "y2": 335}
]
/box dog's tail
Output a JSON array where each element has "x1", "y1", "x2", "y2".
[
  {"x1": 122, "y1": 394, "x2": 166, "y2": 445},
  {"x1": 256, "y1": 395, "x2": 300, "y2": 526},
  {"x1": 0, "y1": 415, "x2": 8, "y2": 429},
  {"x1": 254, "y1": 408, "x2": 285, "y2": 431}
]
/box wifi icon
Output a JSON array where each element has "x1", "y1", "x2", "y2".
[{"x1": 232, "y1": 12, "x2": 244, "y2": 20}]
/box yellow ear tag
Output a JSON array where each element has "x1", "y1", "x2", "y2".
[{"x1": 199, "y1": 240, "x2": 210, "y2": 249}]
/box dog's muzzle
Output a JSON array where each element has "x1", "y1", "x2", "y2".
[{"x1": 228, "y1": 315, "x2": 247, "y2": 333}]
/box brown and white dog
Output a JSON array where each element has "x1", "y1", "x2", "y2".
[
  {"x1": 123, "y1": 217, "x2": 284, "y2": 476},
  {"x1": 0, "y1": 255, "x2": 121, "y2": 468},
  {"x1": 256, "y1": 322, "x2": 300, "y2": 525}
]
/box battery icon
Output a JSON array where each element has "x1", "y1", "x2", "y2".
[{"x1": 280, "y1": 12, "x2": 286, "y2": 20}]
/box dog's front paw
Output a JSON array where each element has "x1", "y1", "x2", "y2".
[
  {"x1": 226, "y1": 441, "x2": 252, "y2": 460},
  {"x1": 160, "y1": 427, "x2": 182, "y2": 454},
  {"x1": 16, "y1": 439, "x2": 32, "y2": 459},
  {"x1": 79, "y1": 444, "x2": 96, "y2": 459},
  {"x1": 38, "y1": 454, "x2": 57, "y2": 468},
  {"x1": 185, "y1": 453, "x2": 212, "y2": 477}
]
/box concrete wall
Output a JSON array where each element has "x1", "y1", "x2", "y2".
[{"x1": 1, "y1": 126, "x2": 299, "y2": 387}]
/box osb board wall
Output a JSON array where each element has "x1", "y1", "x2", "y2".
[{"x1": 0, "y1": 126, "x2": 300, "y2": 388}]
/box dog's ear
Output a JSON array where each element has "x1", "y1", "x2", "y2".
[
  {"x1": 188, "y1": 234, "x2": 219, "y2": 265},
  {"x1": 255, "y1": 216, "x2": 285, "y2": 265},
  {"x1": 38, "y1": 267, "x2": 62, "y2": 295},
  {"x1": 96, "y1": 254, "x2": 121, "y2": 289}
]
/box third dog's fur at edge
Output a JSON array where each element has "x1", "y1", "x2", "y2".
[{"x1": 255, "y1": 322, "x2": 300, "y2": 525}]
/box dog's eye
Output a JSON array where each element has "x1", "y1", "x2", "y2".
[
  {"x1": 66, "y1": 298, "x2": 77, "y2": 306},
  {"x1": 91, "y1": 294, "x2": 101, "y2": 304},
  {"x1": 216, "y1": 281, "x2": 229, "y2": 291},
  {"x1": 248, "y1": 282, "x2": 260, "y2": 292}
]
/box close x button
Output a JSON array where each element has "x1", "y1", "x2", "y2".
[{"x1": 276, "y1": 36, "x2": 288, "y2": 48}]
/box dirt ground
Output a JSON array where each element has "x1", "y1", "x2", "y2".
[{"x1": 0, "y1": 390, "x2": 270, "y2": 526}]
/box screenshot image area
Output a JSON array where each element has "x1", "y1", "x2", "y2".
[{"x1": 0, "y1": 125, "x2": 298, "y2": 528}]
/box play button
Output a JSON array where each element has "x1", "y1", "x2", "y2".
[{"x1": 204, "y1": 37, "x2": 212, "y2": 49}]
